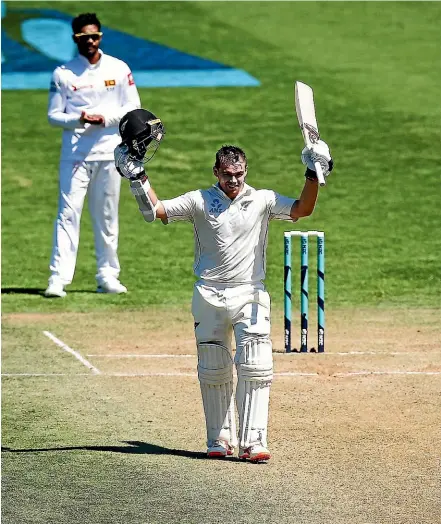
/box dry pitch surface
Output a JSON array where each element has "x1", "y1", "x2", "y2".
[{"x1": 2, "y1": 307, "x2": 440, "y2": 523}]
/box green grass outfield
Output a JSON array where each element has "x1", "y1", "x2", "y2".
[
  {"x1": 2, "y1": 3, "x2": 441, "y2": 524},
  {"x1": 2, "y1": 1, "x2": 441, "y2": 313}
]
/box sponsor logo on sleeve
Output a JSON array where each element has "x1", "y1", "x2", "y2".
[{"x1": 127, "y1": 72, "x2": 135, "y2": 86}]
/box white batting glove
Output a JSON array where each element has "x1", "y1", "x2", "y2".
[
  {"x1": 301, "y1": 139, "x2": 333, "y2": 178},
  {"x1": 114, "y1": 144, "x2": 146, "y2": 180}
]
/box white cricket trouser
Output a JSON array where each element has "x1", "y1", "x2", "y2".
[
  {"x1": 193, "y1": 281, "x2": 273, "y2": 449},
  {"x1": 192, "y1": 281, "x2": 271, "y2": 350},
  {"x1": 49, "y1": 160, "x2": 121, "y2": 285}
]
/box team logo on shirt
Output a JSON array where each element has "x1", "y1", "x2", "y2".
[
  {"x1": 240, "y1": 200, "x2": 252, "y2": 211},
  {"x1": 105, "y1": 79, "x2": 116, "y2": 91},
  {"x1": 209, "y1": 198, "x2": 223, "y2": 215}
]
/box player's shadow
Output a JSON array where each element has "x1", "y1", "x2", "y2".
[
  {"x1": 1, "y1": 287, "x2": 91, "y2": 296},
  {"x1": 1, "y1": 287, "x2": 47, "y2": 296},
  {"x1": 1, "y1": 441, "x2": 242, "y2": 462}
]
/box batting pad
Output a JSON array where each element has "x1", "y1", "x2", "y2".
[
  {"x1": 235, "y1": 338, "x2": 273, "y2": 449},
  {"x1": 197, "y1": 343, "x2": 237, "y2": 448}
]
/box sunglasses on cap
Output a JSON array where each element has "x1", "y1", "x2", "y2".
[{"x1": 74, "y1": 32, "x2": 103, "y2": 41}]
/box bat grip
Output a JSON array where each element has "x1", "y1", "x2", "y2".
[{"x1": 314, "y1": 161, "x2": 326, "y2": 187}]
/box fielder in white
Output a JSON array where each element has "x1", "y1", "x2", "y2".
[
  {"x1": 45, "y1": 12, "x2": 141, "y2": 298},
  {"x1": 115, "y1": 108, "x2": 333, "y2": 462}
]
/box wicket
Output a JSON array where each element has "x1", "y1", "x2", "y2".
[{"x1": 284, "y1": 231, "x2": 325, "y2": 353}]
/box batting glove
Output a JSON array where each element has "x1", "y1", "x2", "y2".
[
  {"x1": 301, "y1": 139, "x2": 334, "y2": 180},
  {"x1": 114, "y1": 144, "x2": 146, "y2": 181}
]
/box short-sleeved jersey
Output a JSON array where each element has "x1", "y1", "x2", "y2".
[
  {"x1": 48, "y1": 51, "x2": 141, "y2": 162},
  {"x1": 162, "y1": 183, "x2": 296, "y2": 284}
]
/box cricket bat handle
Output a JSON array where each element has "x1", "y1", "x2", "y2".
[{"x1": 314, "y1": 161, "x2": 326, "y2": 187}]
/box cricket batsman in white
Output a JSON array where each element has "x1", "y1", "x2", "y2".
[
  {"x1": 45, "y1": 13, "x2": 141, "y2": 298},
  {"x1": 115, "y1": 108, "x2": 333, "y2": 462}
]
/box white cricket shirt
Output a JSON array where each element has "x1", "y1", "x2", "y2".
[
  {"x1": 48, "y1": 50, "x2": 141, "y2": 161},
  {"x1": 162, "y1": 183, "x2": 297, "y2": 284}
]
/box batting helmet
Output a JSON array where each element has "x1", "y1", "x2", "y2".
[{"x1": 119, "y1": 108, "x2": 165, "y2": 163}]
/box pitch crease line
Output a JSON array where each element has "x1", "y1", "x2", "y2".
[
  {"x1": 324, "y1": 351, "x2": 441, "y2": 356},
  {"x1": 2, "y1": 373, "x2": 88, "y2": 377},
  {"x1": 276, "y1": 372, "x2": 318, "y2": 376},
  {"x1": 3, "y1": 371, "x2": 441, "y2": 378},
  {"x1": 86, "y1": 354, "x2": 195, "y2": 358},
  {"x1": 0, "y1": 373, "x2": 196, "y2": 377},
  {"x1": 43, "y1": 331, "x2": 101, "y2": 375},
  {"x1": 334, "y1": 371, "x2": 441, "y2": 377},
  {"x1": 88, "y1": 351, "x2": 441, "y2": 358}
]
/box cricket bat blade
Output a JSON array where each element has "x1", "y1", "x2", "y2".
[{"x1": 294, "y1": 81, "x2": 326, "y2": 186}]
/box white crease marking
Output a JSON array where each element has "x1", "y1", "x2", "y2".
[
  {"x1": 43, "y1": 331, "x2": 101, "y2": 374},
  {"x1": 86, "y1": 354, "x2": 195, "y2": 358},
  {"x1": 2, "y1": 371, "x2": 440, "y2": 378}
]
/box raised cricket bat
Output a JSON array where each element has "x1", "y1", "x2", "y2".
[{"x1": 294, "y1": 81, "x2": 326, "y2": 186}]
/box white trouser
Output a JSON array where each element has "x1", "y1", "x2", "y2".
[
  {"x1": 49, "y1": 160, "x2": 121, "y2": 285},
  {"x1": 192, "y1": 281, "x2": 271, "y2": 349},
  {"x1": 192, "y1": 281, "x2": 273, "y2": 449}
]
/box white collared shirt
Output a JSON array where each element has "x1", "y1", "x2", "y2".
[
  {"x1": 48, "y1": 51, "x2": 141, "y2": 161},
  {"x1": 162, "y1": 183, "x2": 296, "y2": 284}
]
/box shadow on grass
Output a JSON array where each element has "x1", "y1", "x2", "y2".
[
  {"x1": 1, "y1": 441, "x2": 244, "y2": 461},
  {"x1": 1, "y1": 288, "x2": 92, "y2": 296},
  {"x1": 1, "y1": 287, "x2": 47, "y2": 296}
]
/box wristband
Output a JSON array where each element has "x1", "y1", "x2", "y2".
[{"x1": 304, "y1": 167, "x2": 318, "y2": 181}]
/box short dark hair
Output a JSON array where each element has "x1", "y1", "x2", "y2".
[
  {"x1": 72, "y1": 13, "x2": 101, "y2": 34},
  {"x1": 215, "y1": 145, "x2": 247, "y2": 168}
]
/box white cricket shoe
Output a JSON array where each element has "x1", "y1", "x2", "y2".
[
  {"x1": 207, "y1": 440, "x2": 234, "y2": 458},
  {"x1": 239, "y1": 444, "x2": 271, "y2": 462},
  {"x1": 44, "y1": 277, "x2": 66, "y2": 298},
  {"x1": 96, "y1": 277, "x2": 127, "y2": 294}
]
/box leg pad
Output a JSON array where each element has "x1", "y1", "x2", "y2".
[
  {"x1": 235, "y1": 337, "x2": 273, "y2": 449},
  {"x1": 197, "y1": 343, "x2": 237, "y2": 448}
]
